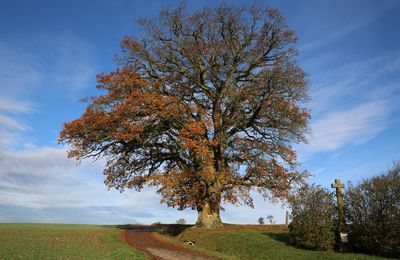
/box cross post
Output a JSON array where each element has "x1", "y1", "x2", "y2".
[
  {"x1": 285, "y1": 211, "x2": 289, "y2": 227},
  {"x1": 331, "y1": 179, "x2": 346, "y2": 232}
]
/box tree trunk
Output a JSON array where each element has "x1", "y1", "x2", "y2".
[
  {"x1": 195, "y1": 165, "x2": 223, "y2": 228},
  {"x1": 195, "y1": 201, "x2": 223, "y2": 228}
]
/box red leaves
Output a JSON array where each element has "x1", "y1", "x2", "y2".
[
  {"x1": 120, "y1": 36, "x2": 141, "y2": 52},
  {"x1": 178, "y1": 120, "x2": 214, "y2": 163}
]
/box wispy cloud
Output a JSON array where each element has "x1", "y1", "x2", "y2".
[
  {"x1": 0, "y1": 33, "x2": 98, "y2": 149},
  {"x1": 0, "y1": 114, "x2": 29, "y2": 131},
  {"x1": 307, "y1": 100, "x2": 389, "y2": 153},
  {"x1": 297, "y1": 49, "x2": 400, "y2": 161},
  {"x1": 0, "y1": 39, "x2": 42, "y2": 97},
  {"x1": 0, "y1": 33, "x2": 97, "y2": 99},
  {"x1": 300, "y1": 1, "x2": 400, "y2": 51},
  {"x1": 0, "y1": 205, "x2": 152, "y2": 224},
  {"x1": 46, "y1": 33, "x2": 97, "y2": 93},
  {"x1": 0, "y1": 98, "x2": 35, "y2": 114},
  {"x1": 0, "y1": 97, "x2": 33, "y2": 150},
  {"x1": 308, "y1": 51, "x2": 400, "y2": 115}
]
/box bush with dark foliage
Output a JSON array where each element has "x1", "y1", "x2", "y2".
[
  {"x1": 289, "y1": 184, "x2": 337, "y2": 251},
  {"x1": 176, "y1": 218, "x2": 186, "y2": 224},
  {"x1": 345, "y1": 162, "x2": 400, "y2": 258}
]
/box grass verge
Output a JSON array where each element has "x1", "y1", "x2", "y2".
[{"x1": 157, "y1": 224, "x2": 391, "y2": 260}]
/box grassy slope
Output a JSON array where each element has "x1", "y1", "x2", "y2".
[
  {"x1": 0, "y1": 223, "x2": 146, "y2": 260},
  {"x1": 157, "y1": 224, "x2": 389, "y2": 260}
]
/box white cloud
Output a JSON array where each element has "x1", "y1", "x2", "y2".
[
  {"x1": 303, "y1": 100, "x2": 389, "y2": 155},
  {"x1": 0, "y1": 98, "x2": 35, "y2": 114},
  {"x1": 0, "y1": 146, "x2": 168, "y2": 224},
  {"x1": 296, "y1": 49, "x2": 400, "y2": 162},
  {"x1": 0, "y1": 97, "x2": 33, "y2": 150},
  {"x1": 0, "y1": 144, "x2": 287, "y2": 224},
  {"x1": 0, "y1": 114, "x2": 28, "y2": 131}
]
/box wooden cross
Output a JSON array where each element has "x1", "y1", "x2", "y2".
[{"x1": 331, "y1": 179, "x2": 346, "y2": 232}]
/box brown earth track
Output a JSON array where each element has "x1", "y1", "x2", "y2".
[{"x1": 120, "y1": 228, "x2": 217, "y2": 260}]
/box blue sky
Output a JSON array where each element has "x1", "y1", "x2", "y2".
[{"x1": 1, "y1": 0, "x2": 400, "y2": 225}]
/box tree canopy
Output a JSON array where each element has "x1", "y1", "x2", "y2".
[{"x1": 59, "y1": 4, "x2": 309, "y2": 228}]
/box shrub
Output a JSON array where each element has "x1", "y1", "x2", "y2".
[
  {"x1": 345, "y1": 162, "x2": 400, "y2": 258},
  {"x1": 258, "y1": 217, "x2": 265, "y2": 225},
  {"x1": 267, "y1": 215, "x2": 274, "y2": 224},
  {"x1": 289, "y1": 184, "x2": 336, "y2": 251},
  {"x1": 176, "y1": 218, "x2": 186, "y2": 225}
]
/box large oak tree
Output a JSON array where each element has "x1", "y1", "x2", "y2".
[{"x1": 59, "y1": 4, "x2": 310, "y2": 228}]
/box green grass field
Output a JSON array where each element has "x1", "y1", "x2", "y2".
[
  {"x1": 156, "y1": 224, "x2": 390, "y2": 260},
  {"x1": 0, "y1": 223, "x2": 146, "y2": 260},
  {"x1": 0, "y1": 223, "x2": 392, "y2": 259}
]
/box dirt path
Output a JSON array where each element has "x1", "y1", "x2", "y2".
[{"x1": 121, "y1": 228, "x2": 216, "y2": 260}]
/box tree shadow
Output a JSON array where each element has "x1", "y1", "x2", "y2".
[
  {"x1": 113, "y1": 224, "x2": 192, "y2": 236},
  {"x1": 114, "y1": 224, "x2": 155, "y2": 231},
  {"x1": 157, "y1": 224, "x2": 193, "y2": 236},
  {"x1": 262, "y1": 232, "x2": 292, "y2": 245}
]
